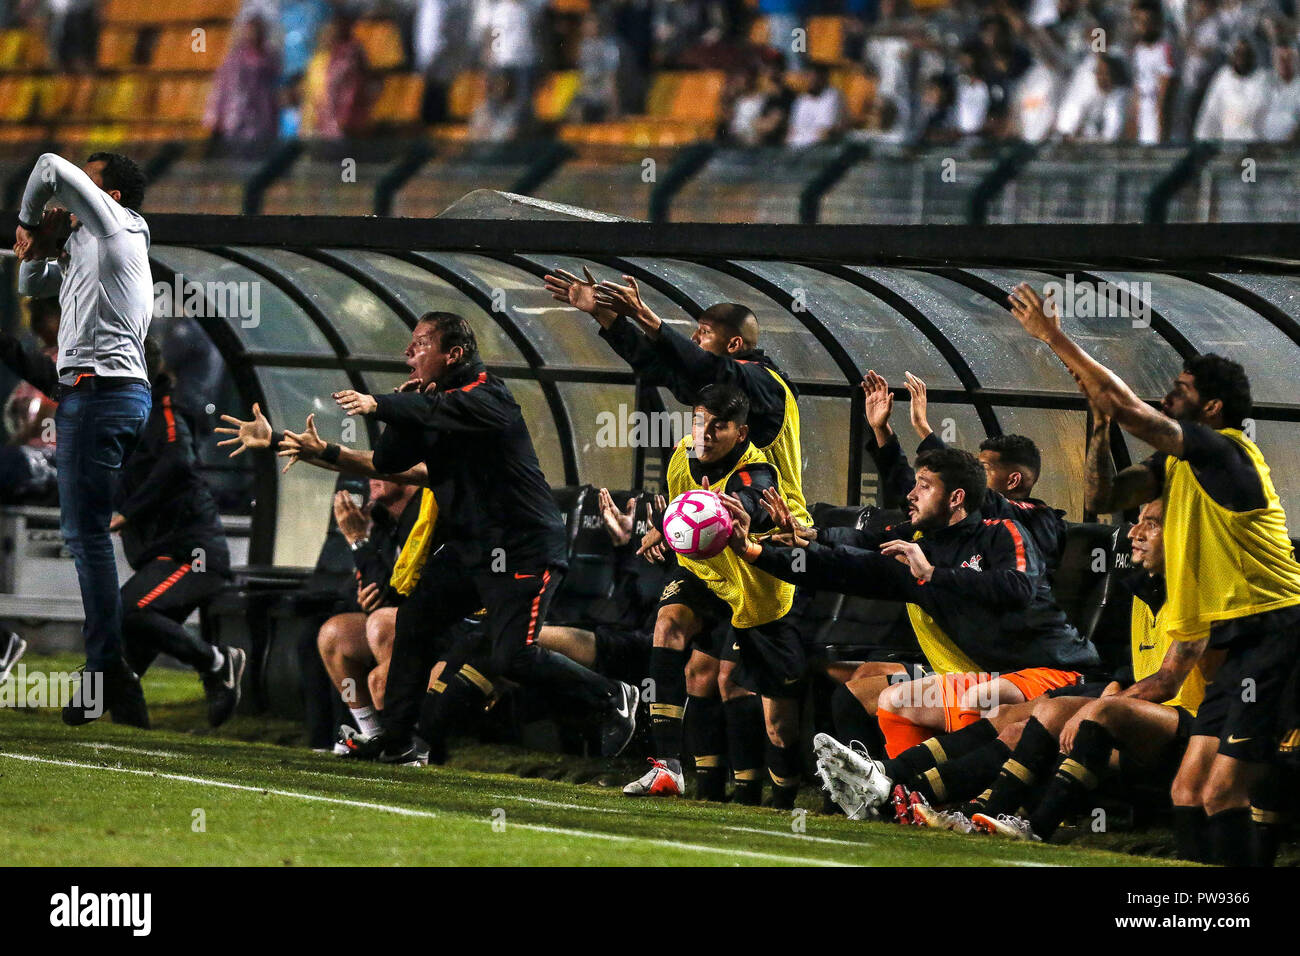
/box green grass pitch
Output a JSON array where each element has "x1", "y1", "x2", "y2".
[{"x1": 0, "y1": 654, "x2": 1192, "y2": 867}]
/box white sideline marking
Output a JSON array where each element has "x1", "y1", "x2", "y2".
[
  {"x1": 0, "y1": 752, "x2": 849, "y2": 866},
  {"x1": 0, "y1": 752, "x2": 439, "y2": 819},
  {"x1": 498, "y1": 795, "x2": 628, "y2": 814},
  {"x1": 725, "y1": 825, "x2": 870, "y2": 848},
  {"x1": 502, "y1": 822, "x2": 851, "y2": 866},
  {"x1": 77, "y1": 742, "x2": 182, "y2": 759}
]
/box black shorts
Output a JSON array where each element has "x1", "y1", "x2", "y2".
[
  {"x1": 655, "y1": 564, "x2": 733, "y2": 660},
  {"x1": 725, "y1": 614, "x2": 807, "y2": 699},
  {"x1": 1045, "y1": 680, "x2": 1109, "y2": 701},
  {"x1": 1191, "y1": 627, "x2": 1300, "y2": 762}
]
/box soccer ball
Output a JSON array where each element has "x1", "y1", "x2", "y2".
[{"x1": 662, "y1": 490, "x2": 734, "y2": 559}]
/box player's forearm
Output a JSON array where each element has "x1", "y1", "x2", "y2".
[
  {"x1": 22, "y1": 153, "x2": 120, "y2": 237},
  {"x1": 1083, "y1": 419, "x2": 1116, "y2": 513}
]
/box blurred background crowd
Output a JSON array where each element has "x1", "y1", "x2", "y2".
[{"x1": 0, "y1": 0, "x2": 1296, "y2": 152}]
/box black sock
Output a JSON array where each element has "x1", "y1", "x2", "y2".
[
  {"x1": 648, "y1": 647, "x2": 688, "y2": 759},
  {"x1": 1173, "y1": 806, "x2": 1210, "y2": 862},
  {"x1": 1207, "y1": 807, "x2": 1253, "y2": 866},
  {"x1": 1250, "y1": 768, "x2": 1288, "y2": 867},
  {"x1": 417, "y1": 665, "x2": 490, "y2": 760},
  {"x1": 913, "y1": 740, "x2": 1010, "y2": 806},
  {"x1": 1028, "y1": 719, "x2": 1113, "y2": 841},
  {"x1": 726, "y1": 695, "x2": 765, "y2": 805},
  {"x1": 685, "y1": 694, "x2": 727, "y2": 801},
  {"x1": 980, "y1": 717, "x2": 1060, "y2": 819},
  {"x1": 884, "y1": 718, "x2": 998, "y2": 784},
  {"x1": 766, "y1": 739, "x2": 801, "y2": 809},
  {"x1": 831, "y1": 684, "x2": 884, "y2": 757}
]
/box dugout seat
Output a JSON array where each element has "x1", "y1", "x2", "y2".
[
  {"x1": 1052, "y1": 521, "x2": 1134, "y2": 675},
  {"x1": 547, "y1": 485, "x2": 620, "y2": 626}
]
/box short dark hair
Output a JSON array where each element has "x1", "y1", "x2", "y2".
[
  {"x1": 1184, "y1": 353, "x2": 1251, "y2": 428},
  {"x1": 417, "y1": 311, "x2": 478, "y2": 361},
  {"x1": 1133, "y1": 0, "x2": 1163, "y2": 18},
  {"x1": 696, "y1": 383, "x2": 750, "y2": 426},
  {"x1": 979, "y1": 434, "x2": 1041, "y2": 483},
  {"x1": 699, "y1": 303, "x2": 759, "y2": 348},
  {"x1": 916, "y1": 447, "x2": 987, "y2": 513},
  {"x1": 86, "y1": 152, "x2": 146, "y2": 211}
]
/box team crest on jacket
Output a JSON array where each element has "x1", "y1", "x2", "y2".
[{"x1": 961, "y1": 553, "x2": 983, "y2": 571}]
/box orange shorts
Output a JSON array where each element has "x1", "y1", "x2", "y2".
[{"x1": 939, "y1": 668, "x2": 1082, "y2": 732}]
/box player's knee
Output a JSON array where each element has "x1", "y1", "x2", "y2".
[
  {"x1": 653, "y1": 616, "x2": 689, "y2": 651},
  {"x1": 317, "y1": 618, "x2": 344, "y2": 658},
  {"x1": 685, "y1": 652, "x2": 717, "y2": 687},
  {"x1": 1170, "y1": 763, "x2": 1206, "y2": 809}
]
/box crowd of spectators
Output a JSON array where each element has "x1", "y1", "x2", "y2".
[{"x1": 2, "y1": 0, "x2": 1298, "y2": 147}]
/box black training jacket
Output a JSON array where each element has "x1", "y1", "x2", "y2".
[
  {"x1": 872, "y1": 432, "x2": 1068, "y2": 572},
  {"x1": 751, "y1": 512, "x2": 1099, "y2": 674},
  {"x1": 370, "y1": 358, "x2": 568, "y2": 573},
  {"x1": 117, "y1": 376, "x2": 231, "y2": 573},
  {"x1": 599, "y1": 318, "x2": 796, "y2": 448}
]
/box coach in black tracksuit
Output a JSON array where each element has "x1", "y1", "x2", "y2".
[{"x1": 333, "y1": 312, "x2": 633, "y2": 762}]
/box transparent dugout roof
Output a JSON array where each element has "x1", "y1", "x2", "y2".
[{"x1": 142, "y1": 243, "x2": 1300, "y2": 566}]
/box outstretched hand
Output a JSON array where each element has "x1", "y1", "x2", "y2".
[
  {"x1": 760, "y1": 487, "x2": 815, "y2": 545},
  {"x1": 718, "y1": 492, "x2": 752, "y2": 552},
  {"x1": 861, "y1": 370, "x2": 894, "y2": 434},
  {"x1": 215, "y1": 403, "x2": 272, "y2": 457},
  {"x1": 598, "y1": 487, "x2": 636, "y2": 547},
  {"x1": 279, "y1": 413, "x2": 325, "y2": 474},
  {"x1": 543, "y1": 266, "x2": 617, "y2": 326},
  {"x1": 903, "y1": 371, "x2": 932, "y2": 440},
  {"x1": 594, "y1": 275, "x2": 662, "y2": 336},
  {"x1": 334, "y1": 389, "x2": 377, "y2": 416},
  {"x1": 1008, "y1": 283, "x2": 1060, "y2": 342}
]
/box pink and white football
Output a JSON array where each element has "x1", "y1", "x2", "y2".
[{"x1": 662, "y1": 490, "x2": 734, "y2": 559}]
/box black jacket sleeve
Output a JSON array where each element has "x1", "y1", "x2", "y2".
[
  {"x1": 750, "y1": 539, "x2": 923, "y2": 600},
  {"x1": 650, "y1": 324, "x2": 787, "y2": 413},
  {"x1": 928, "y1": 520, "x2": 1036, "y2": 611},
  {"x1": 372, "y1": 386, "x2": 513, "y2": 434},
  {"x1": 116, "y1": 402, "x2": 198, "y2": 521},
  {"x1": 725, "y1": 462, "x2": 779, "y2": 533},
  {"x1": 351, "y1": 540, "x2": 394, "y2": 594},
  {"x1": 0, "y1": 332, "x2": 57, "y2": 398}
]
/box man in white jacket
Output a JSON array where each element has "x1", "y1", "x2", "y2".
[{"x1": 1195, "y1": 37, "x2": 1270, "y2": 140}]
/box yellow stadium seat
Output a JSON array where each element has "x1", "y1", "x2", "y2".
[
  {"x1": 372, "y1": 73, "x2": 423, "y2": 124},
  {"x1": 534, "y1": 71, "x2": 579, "y2": 123},
  {"x1": 836, "y1": 68, "x2": 877, "y2": 124},
  {"x1": 646, "y1": 73, "x2": 683, "y2": 118},
  {"x1": 0, "y1": 29, "x2": 26, "y2": 70},
  {"x1": 807, "y1": 16, "x2": 845, "y2": 64},
  {"x1": 670, "y1": 71, "x2": 725, "y2": 123},
  {"x1": 97, "y1": 26, "x2": 139, "y2": 69},
  {"x1": 355, "y1": 20, "x2": 405, "y2": 71},
  {"x1": 448, "y1": 71, "x2": 485, "y2": 121},
  {"x1": 153, "y1": 24, "x2": 229, "y2": 71}
]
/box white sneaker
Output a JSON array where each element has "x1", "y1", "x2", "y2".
[
  {"x1": 622, "y1": 758, "x2": 684, "y2": 797},
  {"x1": 333, "y1": 724, "x2": 359, "y2": 756},
  {"x1": 971, "y1": 812, "x2": 1041, "y2": 841},
  {"x1": 0, "y1": 632, "x2": 26, "y2": 685},
  {"x1": 812, "y1": 733, "x2": 893, "y2": 806},
  {"x1": 815, "y1": 755, "x2": 877, "y2": 820}
]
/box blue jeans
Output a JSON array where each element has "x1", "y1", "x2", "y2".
[{"x1": 55, "y1": 382, "x2": 151, "y2": 670}]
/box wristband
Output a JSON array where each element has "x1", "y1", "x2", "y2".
[
  {"x1": 741, "y1": 540, "x2": 763, "y2": 563},
  {"x1": 16, "y1": 218, "x2": 40, "y2": 232},
  {"x1": 320, "y1": 443, "x2": 342, "y2": 465},
  {"x1": 349, "y1": 537, "x2": 369, "y2": 552}
]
